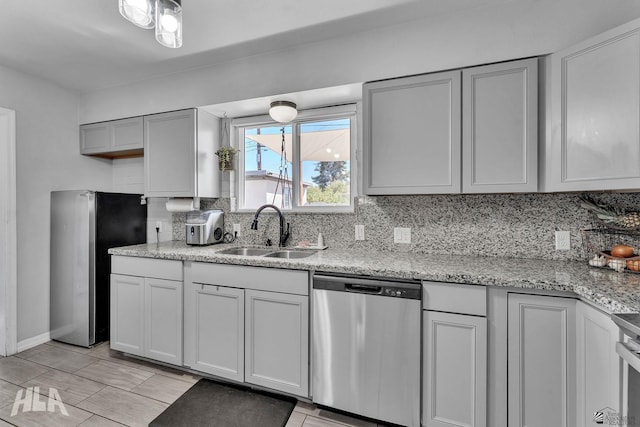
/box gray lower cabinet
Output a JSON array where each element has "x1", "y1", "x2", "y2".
[
  {"x1": 245, "y1": 289, "x2": 309, "y2": 396},
  {"x1": 576, "y1": 301, "x2": 622, "y2": 426},
  {"x1": 423, "y1": 311, "x2": 487, "y2": 427},
  {"x1": 422, "y1": 282, "x2": 487, "y2": 427},
  {"x1": 110, "y1": 256, "x2": 183, "y2": 366},
  {"x1": 507, "y1": 293, "x2": 576, "y2": 427},
  {"x1": 184, "y1": 262, "x2": 310, "y2": 398},
  {"x1": 184, "y1": 283, "x2": 245, "y2": 382},
  {"x1": 143, "y1": 277, "x2": 183, "y2": 365},
  {"x1": 110, "y1": 273, "x2": 144, "y2": 355}
]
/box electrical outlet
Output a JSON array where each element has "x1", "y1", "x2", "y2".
[
  {"x1": 233, "y1": 223, "x2": 241, "y2": 237},
  {"x1": 355, "y1": 225, "x2": 365, "y2": 241},
  {"x1": 394, "y1": 227, "x2": 411, "y2": 244},
  {"x1": 155, "y1": 221, "x2": 163, "y2": 233},
  {"x1": 555, "y1": 230, "x2": 570, "y2": 250}
]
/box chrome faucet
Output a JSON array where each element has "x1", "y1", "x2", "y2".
[{"x1": 250, "y1": 204, "x2": 290, "y2": 247}]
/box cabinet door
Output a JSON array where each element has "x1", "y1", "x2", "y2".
[
  {"x1": 112, "y1": 117, "x2": 143, "y2": 152},
  {"x1": 463, "y1": 58, "x2": 538, "y2": 193},
  {"x1": 144, "y1": 109, "x2": 196, "y2": 197},
  {"x1": 423, "y1": 311, "x2": 487, "y2": 427},
  {"x1": 80, "y1": 122, "x2": 111, "y2": 154},
  {"x1": 546, "y1": 20, "x2": 640, "y2": 191},
  {"x1": 110, "y1": 274, "x2": 144, "y2": 356},
  {"x1": 144, "y1": 278, "x2": 182, "y2": 365},
  {"x1": 576, "y1": 302, "x2": 622, "y2": 426},
  {"x1": 188, "y1": 284, "x2": 245, "y2": 382},
  {"x1": 363, "y1": 70, "x2": 461, "y2": 194},
  {"x1": 508, "y1": 293, "x2": 576, "y2": 427},
  {"x1": 245, "y1": 289, "x2": 309, "y2": 397}
]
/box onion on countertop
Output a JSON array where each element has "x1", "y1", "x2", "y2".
[{"x1": 611, "y1": 244, "x2": 635, "y2": 258}]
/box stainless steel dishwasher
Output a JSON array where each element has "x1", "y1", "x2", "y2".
[{"x1": 312, "y1": 273, "x2": 421, "y2": 427}]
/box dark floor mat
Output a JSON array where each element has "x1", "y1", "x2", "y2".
[{"x1": 149, "y1": 378, "x2": 297, "y2": 427}]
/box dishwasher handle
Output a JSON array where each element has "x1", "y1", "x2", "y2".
[{"x1": 345, "y1": 283, "x2": 382, "y2": 294}]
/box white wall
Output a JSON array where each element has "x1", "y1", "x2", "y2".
[
  {"x1": 0, "y1": 65, "x2": 114, "y2": 343},
  {"x1": 80, "y1": 0, "x2": 640, "y2": 123},
  {"x1": 111, "y1": 157, "x2": 173, "y2": 243}
]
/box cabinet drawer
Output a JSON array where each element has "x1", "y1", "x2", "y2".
[
  {"x1": 191, "y1": 262, "x2": 309, "y2": 295},
  {"x1": 422, "y1": 281, "x2": 486, "y2": 316},
  {"x1": 111, "y1": 256, "x2": 182, "y2": 281}
]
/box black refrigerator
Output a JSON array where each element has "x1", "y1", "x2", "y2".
[{"x1": 50, "y1": 191, "x2": 147, "y2": 347}]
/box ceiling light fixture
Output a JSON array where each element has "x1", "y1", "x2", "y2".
[
  {"x1": 119, "y1": 0, "x2": 182, "y2": 48},
  {"x1": 155, "y1": 0, "x2": 182, "y2": 48},
  {"x1": 119, "y1": 0, "x2": 155, "y2": 29},
  {"x1": 269, "y1": 101, "x2": 298, "y2": 123}
]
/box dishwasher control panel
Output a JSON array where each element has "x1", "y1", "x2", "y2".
[
  {"x1": 383, "y1": 287, "x2": 418, "y2": 298},
  {"x1": 313, "y1": 273, "x2": 421, "y2": 300}
]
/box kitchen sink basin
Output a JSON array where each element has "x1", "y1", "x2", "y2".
[
  {"x1": 217, "y1": 247, "x2": 275, "y2": 256},
  {"x1": 262, "y1": 250, "x2": 317, "y2": 259}
]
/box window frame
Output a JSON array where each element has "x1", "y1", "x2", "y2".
[{"x1": 231, "y1": 104, "x2": 358, "y2": 213}]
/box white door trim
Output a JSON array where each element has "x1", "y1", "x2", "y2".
[{"x1": 0, "y1": 107, "x2": 17, "y2": 356}]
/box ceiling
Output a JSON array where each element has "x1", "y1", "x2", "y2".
[{"x1": 0, "y1": 0, "x2": 512, "y2": 94}]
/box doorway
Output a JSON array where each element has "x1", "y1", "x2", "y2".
[{"x1": 0, "y1": 107, "x2": 17, "y2": 356}]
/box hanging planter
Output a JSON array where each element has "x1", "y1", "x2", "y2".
[{"x1": 215, "y1": 147, "x2": 239, "y2": 172}]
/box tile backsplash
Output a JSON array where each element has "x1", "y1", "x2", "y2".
[{"x1": 172, "y1": 193, "x2": 640, "y2": 261}]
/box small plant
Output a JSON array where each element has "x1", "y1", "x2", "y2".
[{"x1": 215, "y1": 147, "x2": 239, "y2": 171}]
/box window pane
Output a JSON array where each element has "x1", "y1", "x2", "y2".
[
  {"x1": 243, "y1": 125, "x2": 293, "y2": 210},
  {"x1": 300, "y1": 118, "x2": 351, "y2": 207}
]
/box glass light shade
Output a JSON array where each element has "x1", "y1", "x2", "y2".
[
  {"x1": 269, "y1": 101, "x2": 298, "y2": 123},
  {"x1": 119, "y1": 0, "x2": 155, "y2": 29},
  {"x1": 155, "y1": 0, "x2": 182, "y2": 48}
]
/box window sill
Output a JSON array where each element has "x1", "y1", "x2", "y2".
[{"x1": 232, "y1": 207, "x2": 354, "y2": 215}]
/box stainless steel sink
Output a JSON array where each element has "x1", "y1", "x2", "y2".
[
  {"x1": 262, "y1": 250, "x2": 317, "y2": 259},
  {"x1": 217, "y1": 247, "x2": 275, "y2": 256}
]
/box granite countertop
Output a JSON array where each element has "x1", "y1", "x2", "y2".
[{"x1": 109, "y1": 241, "x2": 640, "y2": 314}]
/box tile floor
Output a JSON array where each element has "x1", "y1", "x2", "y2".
[{"x1": 0, "y1": 341, "x2": 384, "y2": 427}]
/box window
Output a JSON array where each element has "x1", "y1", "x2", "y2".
[{"x1": 233, "y1": 105, "x2": 357, "y2": 212}]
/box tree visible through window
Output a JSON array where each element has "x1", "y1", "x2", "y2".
[
  {"x1": 301, "y1": 118, "x2": 351, "y2": 207},
  {"x1": 236, "y1": 106, "x2": 355, "y2": 211}
]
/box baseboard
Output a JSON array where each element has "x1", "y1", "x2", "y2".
[{"x1": 16, "y1": 332, "x2": 50, "y2": 353}]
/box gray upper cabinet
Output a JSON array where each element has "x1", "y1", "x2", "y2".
[
  {"x1": 364, "y1": 71, "x2": 462, "y2": 195},
  {"x1": 363, "y1": 59, "x2": 538, "y2": 195},
  {"x1": 80, "y1": 116, "x2": 143, "y2": 158},
  {"x1": 543, "y1": 18, "x2": 640, "y2": 192},
  {"x1": 144, "y1": 108, "x2": 219, "y2": 198},
  {"x1": 462, "y1": 58, "x2": 538, "y2": 193}
]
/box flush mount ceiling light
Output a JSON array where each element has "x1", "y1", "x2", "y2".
[
  {"x1": 269, "y1": 101, "x2": 298, "y2": 123},
  {"x1": 119, "y1": 0, "x2": 182, "y2": 48}
]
